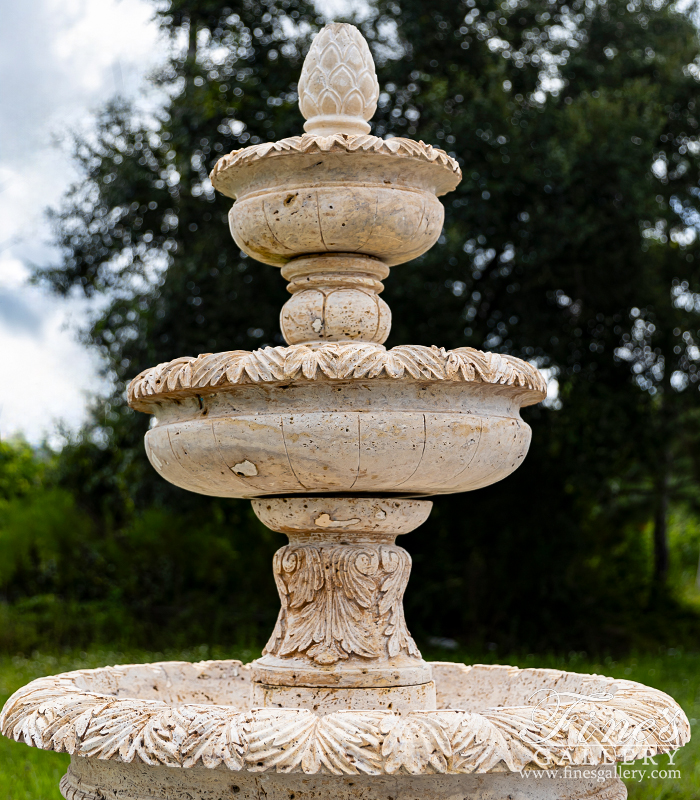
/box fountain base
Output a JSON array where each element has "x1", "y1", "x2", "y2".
[
  {"x1": 2, "y1": 659, "x2": 687, "y2": 800},
  {"x1": 61, "y1": 758, "x2": 625, "y2": 800}
]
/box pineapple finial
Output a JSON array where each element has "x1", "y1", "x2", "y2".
[{"x1": 298, "y1": 23, "x2": 380, "y2": 137}]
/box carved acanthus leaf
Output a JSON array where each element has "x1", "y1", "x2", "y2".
[
  {"x1": 175, "y1": 706, "x2": 245, "y2": 769},
  {"x1": 1, "y1": 665, "x2": 690, "y2": 775},
  {"x1": 378, "y1": 548, "x2": 420, "y2": 659},
  {"x1": 264, "y1": 544, "x2": 418, "y2": 664},
  {"x1": 480, "y1": 683, "x2": 693, "y2": 767},
  {"x1": 128, "y1": 343, "x2": 547, "y2": 410},
  {"x1": 380, "y1": 711, "x2": 454, "y2": 774},
  {"x1": 450, "y1": 710, "x2": 528, "y2": 772},
  {"x1": 244, "y1": 709, "x2": 386, "y2": 774}
]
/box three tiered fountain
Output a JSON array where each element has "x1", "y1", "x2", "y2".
[{"x1": 2, "y1": 23, "x2": 689, "y2": 800}]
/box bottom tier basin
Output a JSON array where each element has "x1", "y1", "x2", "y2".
[{"x1": 1, "y1": 660, "x2": 689, "y2": 800}]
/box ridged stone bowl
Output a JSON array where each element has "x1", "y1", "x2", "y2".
[{"x1": 128, "y1": 344, "x2": 547, "y2": 499}]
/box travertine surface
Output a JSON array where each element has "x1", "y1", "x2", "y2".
[
  {"x1": 60, "y1": 759, "x2": 627, "y2": 800},
  {"x1": 210, "y1": 27, "x2": 458, "y2": 276},
  {"x1": 280, "y1": 255, "x2": 392, "y2": 344},
  {"x1": 262, "y1": 540, "x2": 418, "y2": 664},
  {"x1": 210, "y1": 134, "x2": 461, "y2": 200},
  {"x1": 128, "y1": 344, "x2": 546, "y2": 406},
  {"x1": 298, "y1": 23, "x2": 379, "y2": 136},
  {"x1": 224, "y1": 158, "x2": 447, "y2": 268},
  {"x1": 251, "y1": 497, "x2": 432, "y2": 538},
  {"x1": 135, "y1": 380, "x2": 537, "y2": 499},
  {"x1": 251, "y1": 681, "x2": 437, "y2": 712},
  {"x1": 121, "y1": 21, "x2": 546, "y2": 704},
  {"x1": 61, "y1": 757, "x2": 627, "y2": 800},
  {"x1": 250, "y1": 498, "x2": 431, "y2": 689},
  {"x1": 1, "y1": 660, "x2": 688, "y2": 779}
]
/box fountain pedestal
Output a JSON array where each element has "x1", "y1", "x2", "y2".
[
  {"x1": 251, "y1": 497, "x2": 434, "y2": 710},
  {"x1": 0, "y1": 21, "x2": 689, "y2": 800}
]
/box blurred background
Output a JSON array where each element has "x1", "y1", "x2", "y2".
[{"x1": 2, "y1": 0, "x2": 700, "y2": 795}]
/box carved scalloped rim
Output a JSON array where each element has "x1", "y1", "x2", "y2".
[
  {"x1": 127, "y1": 343, "x2": 547, "y2": 411},
  {"x1": 1, "y1": 661, "x2": 689, "y2": 775},
  {"x1": 210, "y1": 133, "x2": 461, "y2": 191}
]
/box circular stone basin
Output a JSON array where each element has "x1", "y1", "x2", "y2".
[
  {"x1": 210, "y1": 136, "x2": 462, "y2": 268},
  {"x1": 144, "y1": 380, "x2": 532, "y2": 499},
  {"x1": 1, "y1": 661, "x2": 688, "y2": 800},
  {"x1": 129, "y1": 344, "x2": 546, "y2": 500}
]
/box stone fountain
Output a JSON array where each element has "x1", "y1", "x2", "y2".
[{"x1": 2, "y1": 23, "x2": 690, "y2": 800}]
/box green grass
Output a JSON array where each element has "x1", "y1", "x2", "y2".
[{"x1": 0, "y1": 647, "x2": 697, "y2": 799}]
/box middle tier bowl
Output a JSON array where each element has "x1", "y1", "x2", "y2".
[{"x1": 129, "y1": 349, "x2": 545, "y2": 499}]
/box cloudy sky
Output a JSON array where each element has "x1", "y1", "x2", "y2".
[{"x1": 0, "y1": 0, "x2": 169, "y2": 444}]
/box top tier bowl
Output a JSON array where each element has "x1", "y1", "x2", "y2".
[
  {"x1": 212, "y1": 136, "x2": 461, "y2": 267},
  {"x1": 210, "y1": 22, "x2": 460, "y2": 269}
]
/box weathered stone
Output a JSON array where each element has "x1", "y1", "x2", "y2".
[
  {"x1": 139, "y1": 381, "x2": 537, "y2": 498},
  {"x1": 251, "y1": 681, "x2": 437, "y2": 712},
  {"x1": 60, "y1": 759, "x2": 628, "y2": 800},
  {"x1": 280, "y1": 255, "x2": 392, "y2": 344},
  {"x1": 1, "y1": 659, "x2": 688, "y2": 789},
  {"x1": 298, "y1": 23, "x2": 379, "y2": 136}
]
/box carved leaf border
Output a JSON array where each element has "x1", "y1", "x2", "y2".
[
  {"x1": 210, "y1": 133, "x2": 462, "y2": 189},
  {"x1": 1, "y1": 671, "x2": 689, "y2": 775},
  {"x1": 128, "y1": 344, "x2": 547, "y2": 410}
]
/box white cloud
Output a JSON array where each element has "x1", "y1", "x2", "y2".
[
  {"x1": 0, "y1": 260, "x2": 107, "y2": 447},
  {"x1": 0, "y1": 0, "x2": 167, "y2": 444}
]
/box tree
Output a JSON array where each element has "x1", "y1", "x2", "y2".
[
  {"x1": 34, "y1": 0, "x2": 700, "y2": 651},
  {"x1": 369, "y1": 0, "x2": 700, "y2": 616}
]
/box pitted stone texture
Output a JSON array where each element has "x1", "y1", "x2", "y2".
[
  {"x1": 252, "y1": 681, "x2": 436, "y2": 713},
  {"x1": 213, "y1": 24, "x2": 454, "y2": 268},
  {"x1": 2, "y1": 660, "x2": 689, "y2": 780},
  {"x1": 280, "y1": 254, "x2": 392, "y2": 345},
  {"x1": 128, "y1": 344, "x2": 546, "y2": 409},
  {"x1": 253, "y1": 500, "x2": 431, "y2": 689},
  {"x1": 251, "y1": 652, "x2": 432, "y2": 689},
  {"x1": 252, "y1": 497, "x2": 432, "y2": 539},
  {"x1": 210, "y1": 134, "x2": 461, "y2": 195},
  {"x1": 298, "y1": 23, "x2": 379, "y2": 136},
  {"x1": 3, "y1": 19, "x2": 686, "y2": 800},
  {"x1": 139, "y1": 381, "x2": 535, "y2": 500},
  {"x1": 61, "y1": 759, "x2": 627, "y2": 800},
  {"x1": 257, "y1": 517, "x2": 427, "y2": 687},
  {"x1": 281, "y1": 287, "x2": 391, "y2": 344},
  {"x1": 226, "y1": 158, "x2": 447, "y2": 267},
  {"x1": 262, "y1": 541, "x2": 417, "y2": 662},
  {"x1": 282, "y1": 254, "x2": 389, "y2": 293}
]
